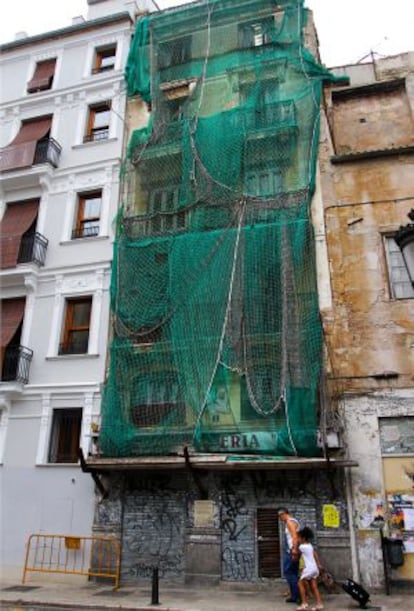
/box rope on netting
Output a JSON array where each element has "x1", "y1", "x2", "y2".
[
  {"x1": 192, "y1": 199, "x2": 246, "y2": 443},
  {"x1": 243, "y1": 223, "x2": 289, "y2": 417}
]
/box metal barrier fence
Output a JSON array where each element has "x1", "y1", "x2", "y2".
[{"x1": 22, "y1": 534, "x2": 121, "y2": 589}]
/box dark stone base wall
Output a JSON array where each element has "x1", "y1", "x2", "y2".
[{"x1": 93, "y1": 468, "x2": 352, "y2": 584}]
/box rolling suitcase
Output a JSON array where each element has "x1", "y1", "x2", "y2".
[{"x1": 342, "y1": 578, "x2": 371, "y2": 608}]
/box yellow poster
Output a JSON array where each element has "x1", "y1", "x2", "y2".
[{"x1": 323, "y1": 504, "x2": 340, "y2": 528}]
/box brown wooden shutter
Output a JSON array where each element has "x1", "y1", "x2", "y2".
[
  {"x1": 0, "y1": 299, "x2": 25, "y2": 348},
  {"x1": 27, "y1": 59, "x2": 56, "y2": 92},
  {"x1": 0, "y1": 199, "x2": 39, "y2": 268},
  {"x1": 0, "y1": 116, "x2": 52, "y2": 171}
]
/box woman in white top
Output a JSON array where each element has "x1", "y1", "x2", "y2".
[{"x1": 296, "y1": 527, "x2": 324, "y2": 611}]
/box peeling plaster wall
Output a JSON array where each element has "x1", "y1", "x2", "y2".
[
  {"x1": 342, "y1": 392, "x2": 414, "y2": 587},
  {"x1": 319, "y1": 55, "x2": 414, "y2": 391},
  {"x1": 318, "y1": 53, "x2": 414, "y2": 588}
]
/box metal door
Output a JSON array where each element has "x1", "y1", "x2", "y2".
[{"x1": 257, "y1": 508, "x2": 281, "y2": 578}]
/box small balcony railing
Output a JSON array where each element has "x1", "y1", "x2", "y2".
[
  {"x1": 33, "y1": 138, "x2": 62, "y2": 168},
  {"x1": 71, "y1": 225, "x2": 100, "y2": 240},
  {"x1": 245, "y1": 101, "x2": 297, "y2": 132},
  {"x1": 83, "y1": 128, "x2": 109, "y2": 143},
  {"x1": 18, "y1": 232, "x2": 48, "y2": 266},
  {"x1": 1, "y1": 345, "x2": 33, "y2": 384},
  {"x1": 91, "y1": 64, "x2": 115, "y2": 74}
]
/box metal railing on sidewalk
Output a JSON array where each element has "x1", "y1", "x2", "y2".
[{"x1": 22, "y1": 533, "x2": 121, "y2": 589}]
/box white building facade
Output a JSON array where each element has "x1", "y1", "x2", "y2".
[{"x1": 0, "y1": 0, "x2": 155, "y2": 577}]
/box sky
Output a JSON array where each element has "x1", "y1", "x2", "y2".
[{"x1": 0, "y1": 0, "x2": 413, "y2": 67}]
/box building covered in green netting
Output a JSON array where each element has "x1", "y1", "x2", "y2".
[{"x1": 87, "y1": 0, "x2": 355, "y2": 585}]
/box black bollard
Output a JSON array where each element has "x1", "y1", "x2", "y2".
[{"x1": 151, "y1": 566, "x2": 160, "y2": 605}]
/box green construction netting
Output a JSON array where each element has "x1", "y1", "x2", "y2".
[{"x1": 100, "y1": 0, "x2": 339, "y2": 458}]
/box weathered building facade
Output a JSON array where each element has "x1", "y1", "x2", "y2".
[
  {"x1": 87, "y1": 0, "x2": 356, "y2": 586},
  {"x1": 319, "y1": 53, "x2": 414, "y2": 586}
]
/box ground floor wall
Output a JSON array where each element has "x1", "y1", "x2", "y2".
[
  {"x1": 93, "y1": 467, "x2": 352, "y2": 585},
  {"x1": 0, "y1": 392, "x2": 98, "y2": 576},
  {"x1": 343, "y1": 390, "x2": 414, "y2": 588}
]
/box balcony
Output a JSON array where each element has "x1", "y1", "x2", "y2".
[
  {"x1": 0, "y1": 138, "x2": 62, "y2": 191},
  {"x1": 245, "y1": 101, "x2": 297, "y2": 134},
  {"x1": 33, "y1": 138, "x2": 61, "y2": 167},
  {"x1": 1, "y1": 345, "x2": 33, "y2": 384},
  {"x1": 18, "y1": 232, "x2": 48, "y2": 266}
]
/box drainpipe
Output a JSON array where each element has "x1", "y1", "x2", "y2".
[{"x1": 345, "y1": 466, "x2": 360, "y2": 582}]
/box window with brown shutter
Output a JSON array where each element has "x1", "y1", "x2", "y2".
[
  {"x1": 27, "y1": 59, "x2": 56, "y2": 93},
  {"x1": 0, "y1": 298, "x2": 25, "y2": 380},
  {"x1": 0, "y1": 199, "x2": 40, "y2": 269},
  {"x1": 84, "y1": 103, "x2": 111, "y2": 142},
  {"x1": 59, "y1": 297, "x2": 92, "y2": 355},
  {"x1": 72, "y1": 191, "x2": 101, "y2": 239},
  {"x1": 0, "y1": 116, "x2": 52, "y2": 172},
  {"x1": 93, "y1": 45, "x2": 116, "y2": 74}
]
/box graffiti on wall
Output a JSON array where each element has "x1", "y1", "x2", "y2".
[
  {"x1": 121, "y1": 474, "x2": 187, "y2": 580},
  {"x1": 220, "y1": 474, "x2": 254, "y2": 580}
]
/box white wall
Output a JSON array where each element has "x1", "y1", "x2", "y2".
[{"x1": 0, "y1": 13, "x2": 131, "y2": 577}]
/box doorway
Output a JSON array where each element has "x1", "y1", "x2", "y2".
[{"x1": 257, "y1": 508, "x2": 281, "y2": 578}]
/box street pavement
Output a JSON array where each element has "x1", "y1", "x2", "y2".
[{"x1": 0, "y1": 571, "x2": 413, "y2": 610}]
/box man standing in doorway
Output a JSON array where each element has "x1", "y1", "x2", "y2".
[{"x1": 277, "y1": 507, "x2": 300, "y2": 603}]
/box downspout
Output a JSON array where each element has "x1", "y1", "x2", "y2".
[{"x1": 345, "y1": 466, "x2": 360, "y2": 582}]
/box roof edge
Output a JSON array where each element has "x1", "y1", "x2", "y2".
[{"x1": 0, "y1": 12, "x2": 132, "y2": 52}]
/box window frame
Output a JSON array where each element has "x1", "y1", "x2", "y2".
[
  {"x1": 84, "y1": 102, "x2": 111, "y2": 143},
  {"x1": 27, "y1": 58, "x2": 57, "y2": 93},
  {"x1": 48, "y1": 408, "x2": 82, "y2": 463},
  {"x1": 384, "y1": 235, "x2": 414, "y2": 300},
  {"x1": 158, "y1": 36, "x2": 192, "y2": 69},
  {"x1": 93, "y1": 44, "x2": 117, "y2": 74},
  {"x1": 239, "y1": 19, "x2": 273, "y2": 49},
  {"x1": 72, "y1": 191, "x2": 102, "y2": 239},
  {"x1": 147, "y1": 185, "x2": 186, "y2": 234},
  {"x1": 59, "y1": 296, "x2": 92, "y2": 355}
]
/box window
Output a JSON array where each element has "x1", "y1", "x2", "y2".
[
  {"x1": 131, "y1": 374, "x2": 185, "y2": 427},
  {"x1": 158, "y1": 36, "x2": 191, "y2": 69},
  {"x1": 48, "y1": 408, "x2": 82, "y2": 463},
  {"x1": 385, "y1": 237, "x2": 414, "y2": 299},
  {"x1": 27, "y1": 58, "x2": 56, "y2": 93},
  {"x1": 72, "y1": 191, "x2": 101, "y2": 239},
  {"x1": 93, "y1": 44, "x2": 117, "y2": 74},
  {"x1": 147, "y1": 186, "x2": 186, "y2": 234},
  {"x1": 84, "y1": 103, "x2": 111, "y2": 142},
  {"x1": 59, "y1": 297, "x2": 92, "y2": 355},
  {"x1": 239, "y1": 19, "x2": 273, "y2": 48},
  {"x1": 244, "y1": 169, "x2": 282, "y2": 198}
]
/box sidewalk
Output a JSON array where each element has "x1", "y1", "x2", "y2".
[{"x1": 1, "y1": 572, "x2": 412, "y2": 610}]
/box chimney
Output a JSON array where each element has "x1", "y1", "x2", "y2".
[
  {"x1": 15, "y1": 31, "x2": 28, "y2": 41},
  {"x1": 72, "y1": 16, "x2": 86, "y2": 25}
]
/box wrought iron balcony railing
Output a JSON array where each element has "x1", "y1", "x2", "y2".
[
  {"x1": 18, "y1": 232, "x2": 48, "y2": 266},
  {"x1": 71, "y1": 225, "x2": 100, "y2": 240},
  {"x1": 1, "y1": 345, "x2": 33, "y2": 384},
  {"x1": 83, "y1": 128, "x2": 109, "y2": 143},
  {"x1": 33, "y1": 138, "x2": 62, "y2": 168}
]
